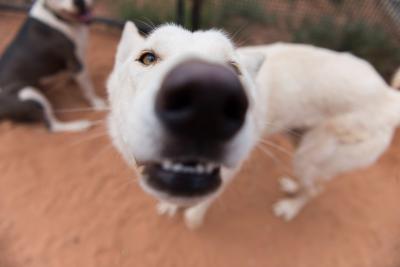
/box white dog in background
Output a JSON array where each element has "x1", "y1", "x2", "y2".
[{"x1": 108, "y1": 22, "x2": 400, "y2": 229}]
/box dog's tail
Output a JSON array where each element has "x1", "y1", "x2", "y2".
[{"x1": 391, "y1": 68, "x2": 400, "y2": 89}]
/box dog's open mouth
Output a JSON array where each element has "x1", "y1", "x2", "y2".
[
  {"x1": 77, "y1": 11, "x2": 93, "y2": 24},
  {"x1": 142, "y1": 160, "x2": 222, "y2": 197},
  {"x1": 60, "y1": 10, "x2": 93, "y2": 24}
]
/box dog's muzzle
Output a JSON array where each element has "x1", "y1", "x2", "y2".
[
  {"x1": 73, "y1": 0, "x2": 93, "y2": 23},
  {"x1": 142, "y1": 59, "x2": 248, "y2": 200}
]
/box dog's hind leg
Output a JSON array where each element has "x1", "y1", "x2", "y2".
[
  {"x1": 18, "y1": 87, "x2": 92, "y2": 132},
  {"x1": 274, "y1": 117, "x2": 393, "y2": 221},
  {"x1": 74, "y1": 70, "x2": 107, "y2": 110},
  {"x1": 0, "y1": 92, "x2": 46, "y2": 123}
]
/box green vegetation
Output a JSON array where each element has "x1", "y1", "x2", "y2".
[
  {"x1": 111, "y1": 0, "x2": 399, "y2": 79},
  {"x1": 114, "y1": 0, "x2": 273, "y2": 30},
  {"x1": 201, "y1": 0, "x2": 274, "y2": 29},
  {"x1": 117, "y1": 0, "x2": 176, "y2": 26},
  {"x1": 293, "y1": 16, "x2": 400, "y2": 79}
]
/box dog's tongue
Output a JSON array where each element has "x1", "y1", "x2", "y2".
[{"x1": 79, "y1": 10, "x2": 93, "y2": 23}]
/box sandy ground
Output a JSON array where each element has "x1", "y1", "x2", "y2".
[{"x1": 1, "y1": 12, "x2": 400, "y2": 267}]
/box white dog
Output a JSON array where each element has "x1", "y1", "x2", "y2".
[
  {"x1": 240, "y1": 44, "x2": 400, "y2": 221},
  {"x1": 108, "y1": 22, "x2": 400, "y2": 228}
]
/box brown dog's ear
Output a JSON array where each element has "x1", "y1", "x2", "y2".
[
  {"x1": 116, "y1": 21, "x2": 145, "y2": 65},
  {"x1": 237, "y1": 51, "x2": 265, "y2": 78}
]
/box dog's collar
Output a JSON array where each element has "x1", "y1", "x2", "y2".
[{"x1": 43, "y1": 2, "x2": 73, "y2": 25}]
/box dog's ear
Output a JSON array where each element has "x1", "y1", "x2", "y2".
[
  {"x1": 116, "y1": 21, "x2": 144, "y2": 64},
  {"x1": 238, "y1": 52, "x2": 265, "y2": 78}
]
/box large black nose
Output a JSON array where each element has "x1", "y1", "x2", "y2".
[{"x1": 156, "y1": 60, "x2": 248, "y2": 142}]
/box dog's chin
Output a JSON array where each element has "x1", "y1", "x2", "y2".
[{"x1": 139, "y1": 160, "x2": 223, "y2": 206}]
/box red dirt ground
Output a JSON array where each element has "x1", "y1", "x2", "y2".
[{"x1": 0, "y1": 12, "x2": 400, "y2": 267}]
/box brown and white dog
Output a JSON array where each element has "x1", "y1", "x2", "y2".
[
  {"x1": 0, "y1": 0, "x2": 105, "y2": 132},
  {"x1": 108, "y1": 22, "x2": 400, "y2": 228}
]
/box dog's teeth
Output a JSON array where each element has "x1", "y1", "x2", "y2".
[
  {"x1": 162, "y1": 160, "x2": 173, "y2": 170},
  {"x1": 205, "y1": 163, "x2": 215, "y2": 173},
  {"x1": 196, "y1": 164, "x2": 205, "y2": 174},
  {"x1": 161, "y1": 161, "x2": 219, "y2": 175},
  {"x1": 184, "y1": 166, "x2": 195, "y2": 173},
  {"x1": 172, "y1": 163, "x2": 183, "y2": 172}
]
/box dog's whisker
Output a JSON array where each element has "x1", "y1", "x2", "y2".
[
  {"x1": 112, "y1": 156, "x2": 144, "y2": 195},
  {"x1": 120, "y1": 177, "x2": 139, "y2": 187},
  {"x1": 143, "y1": 17, "x2": 156, "y2": 29},
  {"x1": 135, "y1": 18, "x2": 156, "y2": 32},
  {"x1": 256, "y1": 143, "x2": 292, "y2": 174},
  {"x1": 256, "y1": 143, "x2": 277, "y2": 160},
  {"x1": 230, "y1": 23, "x2": 248, "y2": 45},
  {"x1": 87, "y1": 143, "x2": 114, "y2": 164},
  {"x1": 234, "y1": 35, "x2": 251, "y2": 47},
  {"x1": 235, "y1": 40, "x2": 247, "y2": 48},
  {"x1": 113, "y1": 176, "x2": 139, "y2": 196},
  {"x1": 129, "y1": 155, "x2": 143, "y2": 179},
  {"x1": 232, "y1": 24, "x2": 248, "y2": 40},
  {"x1": 230, "y1": 24, "x2": 249, "y2": 47},
  {"x1": 90, "y1": 119, "x2": 107, "y2": 126},
  {"x1": 68, "y1": 131, "x2": 108, "y2": 146},
  {"x1": 54, "y1": 107, "x2": 110, "y2": 113},
  {"x1": 259, "y1": 139, "x2": 293, "y2": 157},
  {"x1": 262, "y1": 122, "x2": 304, "y2": 137}
]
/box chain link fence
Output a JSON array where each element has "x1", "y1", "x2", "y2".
[{"x1": 1, "y1": 0, "x2": 400, "y2": 79}]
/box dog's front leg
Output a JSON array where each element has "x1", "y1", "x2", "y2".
[
  {"x1": 74, "y1": 69, "x2": 107, "y2": 110},
  {"x1": 184, "y1": 195, "x2": 219, "y2": 230},
  {"x1": 184, "y1": 168, "x2": 238, "y2": 230}
]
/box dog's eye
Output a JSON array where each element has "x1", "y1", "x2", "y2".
[
  {"x1": 138, "y1": 52, "x2": 158, "y2": 66},
  {"x1": 228, "y1": 61, "x2": 242, "y2": 75}
]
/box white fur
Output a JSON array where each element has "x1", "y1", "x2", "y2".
[
  {"x1": 74, "y1": 70, "x2": 107, "y2": 109},
  {"x1": 108, "y1": 23, "x2": 400, "y2": 228},
  {"x1": 30, "y1": 0, "x2": 106, "y2": 109},
  {"x1": 107, "y1": 22, "x2": 264, "y2": 227},
  {"x1": 18, "y1": 87, "x2": 92, "y2": 132},
  {"x1": 31, "y1": 0, "x2": 88, "y2": 49},
  {"x1": 108, "y1": 22, "x2": 264, "y2": 168},
  {"x1": 279, "y1": 176, "x2": 299, "y2": 194},
  {"x1": 239, "y1": 43, "x2": 400, "y2": 220}
]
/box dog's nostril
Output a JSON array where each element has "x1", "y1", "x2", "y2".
[
  {"x1": 156, "y1": 60, "x2": 248, "y2": 142},
  {"x1": 160, "y1": 89, "x2": 194, "y2": 123},
  {"x1": 224, "y1": 95, "x2": 246, "y2": 121},
  {"x1": 163, "y1": 89, "x2": 193, "y2": 112}
]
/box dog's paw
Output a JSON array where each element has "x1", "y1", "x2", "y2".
[
  {"x1": 156, "y1": 202, "x2": 178, "y2": 218},
  {"x1": 51, "y1": 120, "x2": 93, "y2": 133},
  {"x1": 184, "y1": 207, "x2": 205, "y2": 230},
  {"x1": 273, "y1": 197, "x2": 304, "y2": 221},
  {"x1": 279, "y1": 176, "x2": 299, "y2": 194},
  {"x1": 70, "y1": 120, "x2": 93, "y2": 131},
  {"x1": 91, "y1": 97, "x2": 107, "y2": 111}
]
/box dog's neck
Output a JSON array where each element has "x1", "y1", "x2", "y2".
[
  {"x1": 29, "y1": 0, "x2": 87, "y2": 44},
  {"x1": 42, "y1": 1, "x2": 72, "y2": 25}
]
